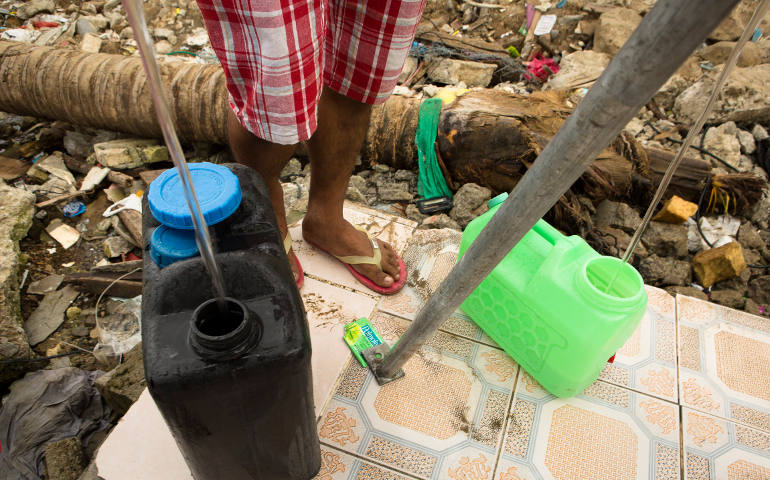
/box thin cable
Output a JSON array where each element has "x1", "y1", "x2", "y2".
[
  {"x1": 622, "y1": 0, "x2": 770, "y2": 263},
  {"x1": 94, "y1": 267, "x2": 142, "y2": 333}
]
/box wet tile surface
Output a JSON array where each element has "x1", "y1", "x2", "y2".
[
  {"x1": 676, "y1": 295, "x2": 770, "y2": 433},
  {"x1": 498, "y1": 370, "x2": 681, "y2": 480},
  {"x1": 95, "y1": 204, "x2": 770, "y2": 480},
  {"x1": 290, "y1": 203, "x2": 417, "y2": 295},
  {"x1": 313, "y1": 445, "x2": 419, "y2": 480},
  {"x1": 682, "y1": 407, "x2": 770, "y2": 480},
  {"x1": 598, "y1": 285, "x2": 679, "y2": 403},
  {"x1": 318, "y1": 311, "x2": 518, "y2": 480},
  {"x1": 376, "y1": 228, "x2": 498, "y2": 347},
  {"x1": 304, "y1": 277, "x2": 379, "y2": 414}
]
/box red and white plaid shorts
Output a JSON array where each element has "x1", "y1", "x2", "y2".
[{"x1": 197, "y1": 0, "x2": 425, "y2": 144}]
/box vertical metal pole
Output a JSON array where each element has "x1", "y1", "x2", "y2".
[{"x1": 375, "y1": 0, "x2": 740, "y2": 381}]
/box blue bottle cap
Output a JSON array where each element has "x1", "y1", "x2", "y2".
[
  {"x1": 149, "y1": 225, "x2": 200, "y2": 268},
  {"x1": 488, "y1": 192, "x2": 508, "y2": 208},
  {"x1": 148, "y1": 163, "x2": 241, "y2": 229}
]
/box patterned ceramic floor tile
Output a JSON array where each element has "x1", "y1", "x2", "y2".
[
  {"x1": 303, "y1": 277, "x2": 379, "y2": 415},
  {"x1": 676, "y1": 295, "x2": 770, "y2": 433},
  {"x1": 313, "y1": 445, "x2": 420, "y2": 480},
  {"x1": 317, "y1": 311, "x2": 518, "y2": 480},
  {"x1": 682, "y1": 407, "x2": 770, "y2": 480},
  {"x1": 496, "y1": 370, "x2": 681, "y2": 480},
  {"x1": 598, "y1": 285, "x2": 679, "y2": 403},
  {"x1": 376, "y1": 228, "x2": 499, "y2": 347},
  {"x1": 290, "y1": 203, "x2": 417, "y2": 295}
]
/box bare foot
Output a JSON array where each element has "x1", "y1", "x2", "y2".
[
  {"x1": 280, "y1": 226, "x2": 301, "y2": 285},
  {"x1": 302, "y1": 215, "x2": 400, "y2": 288}
]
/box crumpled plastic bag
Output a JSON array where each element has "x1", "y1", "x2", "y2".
[
  {"x1": 96, "y1": 295, "x2": 142, "y2": 360},
  {"x1": 0, "y1": 368, "x2": 113, "y2": 480},
  {"x1": 687, "y1": 214, "x2": 740, "y2": 252}
]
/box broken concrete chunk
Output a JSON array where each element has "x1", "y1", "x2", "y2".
[
  {"x1": 376, "y1": 180, "x2": 413, "y2": 202},
  {"x1": 638, "y1": 254, "x2": 691, "y2": 286},
  {"x1": 345, "y1": 186, "x2": 368, "y2": 205},
  {"x1": 692, "y1": 241, "x2": 747, "y2": 288},
  {"x1": 697, "y1": 41, "x2": 761, "y2": 68},
  {"x1": 26, "y1": 274, "x2": 65, "y2": 295},
  {"x1": 427, "y1": 58, "x2": 496, "y2": 88},
  {"x1": 709, "y1": 289, "x2": 745, "y2": 310},
  {"x1": 702, "y1": 122, "x2": 742, "y2": 168},
  {"x1": 103, "y1": 235, "x2": 133, "y2": 258},
  {"x1": 449, "y1": 183, "x2": 492, "y2": 229},
  {"x1": 46, "y1": 220, "x2": 81, "y2": 249},
  {"x1": 93, "y1": 139, "x2": 166, "y2": 169},
  {"x1": 94, "y1": 342, "x2": 145, "y2": 416},
  {"x1": 36, "y1": 153, "x2": 77, "y2": 186},
  {"x1": 641, "y1": 221, "x2": 688, "y2": 258},
  {"x1": 592, "y1": 200, "x2": 641, "y2": 234},
  {"x1": 675, "y1": 64, "x2": 770, "y2": 125},
  {"x1": 45, "y1": 437, "x2": 86, "y2": 480},
  {"x1": 545, "y1": 50, "x2": 609, "y2": 90},
  {"x1": 141, "y1": 145, "x2": 170, "y2": 164},
  {"x1": 80, "y1": 166, "x2": 111, "y2": 191},
  {"x1": 747, "y1": 275, "x2": 770, "y2": 305},
  {"x1": 0, "y1": 182, "x2": 37, "y2": 383},
  {"x1": 16, "y1": 0, "x2": 55, "y2": 19},
  {"x1": 737, "y1": 129, "x2": 756, "y2": 155},
  {"x1": 752, "y1": 124, "x2": 769, "y2": 142},
  {"x1": 652, "y1": 195, "x2": 698, "y2": 224},
  {"x1": 80, "y1": 32, "x2": 102, "y2": 53},
  {"x1": 23, "y1": 285, "x2": 80, "y2": 346},
  {"x1": 594, "y1": 7, "x2": 641, "y2": 57}
]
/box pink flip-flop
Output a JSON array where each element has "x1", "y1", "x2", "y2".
[
  {"x1": 284, "y1": 233, "x2": 304, "y2": 290},
  {"x1": 306, "y1": 227, "x2": 407, "y2": 295}
]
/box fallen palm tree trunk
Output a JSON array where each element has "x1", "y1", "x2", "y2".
[
  {"x1": 0, "y1": 40, "x2": 229, "y2": 143},
  {"x1": 0, "y1": 41, "x2": 757, "y2": 214}
]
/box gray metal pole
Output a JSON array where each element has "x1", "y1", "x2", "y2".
[{"x1": 376, "y1": 0, "x2": 740, "y2": 381}]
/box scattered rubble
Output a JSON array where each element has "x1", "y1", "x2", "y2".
[
  {"x1": 692, "y1": 241, "x2": 747, "y2": 288},
  {"x1": 0, "y1": 0, "x2": 769, "y2": 475}
]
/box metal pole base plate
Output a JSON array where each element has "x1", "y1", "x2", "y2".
[{"x1": 362, "y1": 344, "x2": 405, "y2": 386}]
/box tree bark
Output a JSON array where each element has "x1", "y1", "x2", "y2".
[
  {"x1": 0, "y1": 40, "x2": 229, "y2": 143},
  {"x1": 0, "y1": 41, "x2": 750, "y2": 211}
]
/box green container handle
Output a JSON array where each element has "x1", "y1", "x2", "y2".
[{"x1": 488, "y1": 193, "x2": 564, "y2": 246}]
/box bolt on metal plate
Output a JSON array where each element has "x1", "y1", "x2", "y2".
[{"x1": 362, "y1": 343, "x2": 405, "y2": 385}]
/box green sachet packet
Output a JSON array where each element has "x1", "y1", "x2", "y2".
[{"x1": 343, "y1": 318, "x2": 384, "y2": 367}]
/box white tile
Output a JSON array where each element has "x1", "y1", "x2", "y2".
[
  {"x1": 290, "y1": 204, "x2": 416, "y2": 295},
  {"x1": 303, "y1": 277, "x2": 378, "y2": 414}
]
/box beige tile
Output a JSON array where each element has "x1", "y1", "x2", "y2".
[
  {"x1": 682, "y1": 407, "x2": 770, "y2": 480},
  {"x1": 289, "y1": 203, "x2": 416, "y2": 295},
  {"x1": 303, "y1": 277, "x2": 378, "y2": 414},
  {"x1": 599, "y1": 285, "x2": 679, "y2": 402},
  {"x1": 496, "y1": 370, "x2": 681, "y2": 480},
  {"x1": 95, "y1": 390, "x2": 193, "y2": 480},
  {"x1": 318, "y1": 311, "x2": 516, "y2": 480},
  {"x1": 375, "y1": 228, "x2": 499, "y2": 347},
  {"x1": 677, "y1": 294, "x2": 770, "y2": 433},
  {"x1": 313, "y1": 445, "x2": 419, "y2": 480}
]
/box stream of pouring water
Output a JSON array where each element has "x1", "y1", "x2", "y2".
[
  {"x1": 122, "y1": 0, "x2": 229, "y2": 311},
  {"x1": 602, "y1": 0, "x2": 770, "y2": 295}
]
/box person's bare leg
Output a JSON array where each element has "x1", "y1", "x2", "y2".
[
  {"x1": 302, "y1": 88, "x2": 401, "y2": 288},
  {"x1": 226, "y1": 110, "x2": 300, "y2": 279}
]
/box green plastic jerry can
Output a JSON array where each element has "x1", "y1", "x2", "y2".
[{"x1": 458, "y1": 193, "x2": 647, "y2": 397}]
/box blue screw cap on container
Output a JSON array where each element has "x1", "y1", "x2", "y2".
[
  {"x1": 150, "y1": 225, "x2": 200, "y2": 268},
  {"x1": 148, "y1": 163, "x2": 242, "y2": 229},
  {"x1": 488, "y1": 192, "x2": 508, "y2": 208}
]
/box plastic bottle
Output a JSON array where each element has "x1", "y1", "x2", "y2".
[
  {"x1": 458, "y1": 193, "x2": 647, "y2": 397},
  {"x1": 141, "y1": 163, "x2": 321, "y2": 479}
]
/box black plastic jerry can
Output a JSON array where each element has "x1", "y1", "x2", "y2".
[{"x1": 141, "y1": 163, "x2": 321, "y2": 480}]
